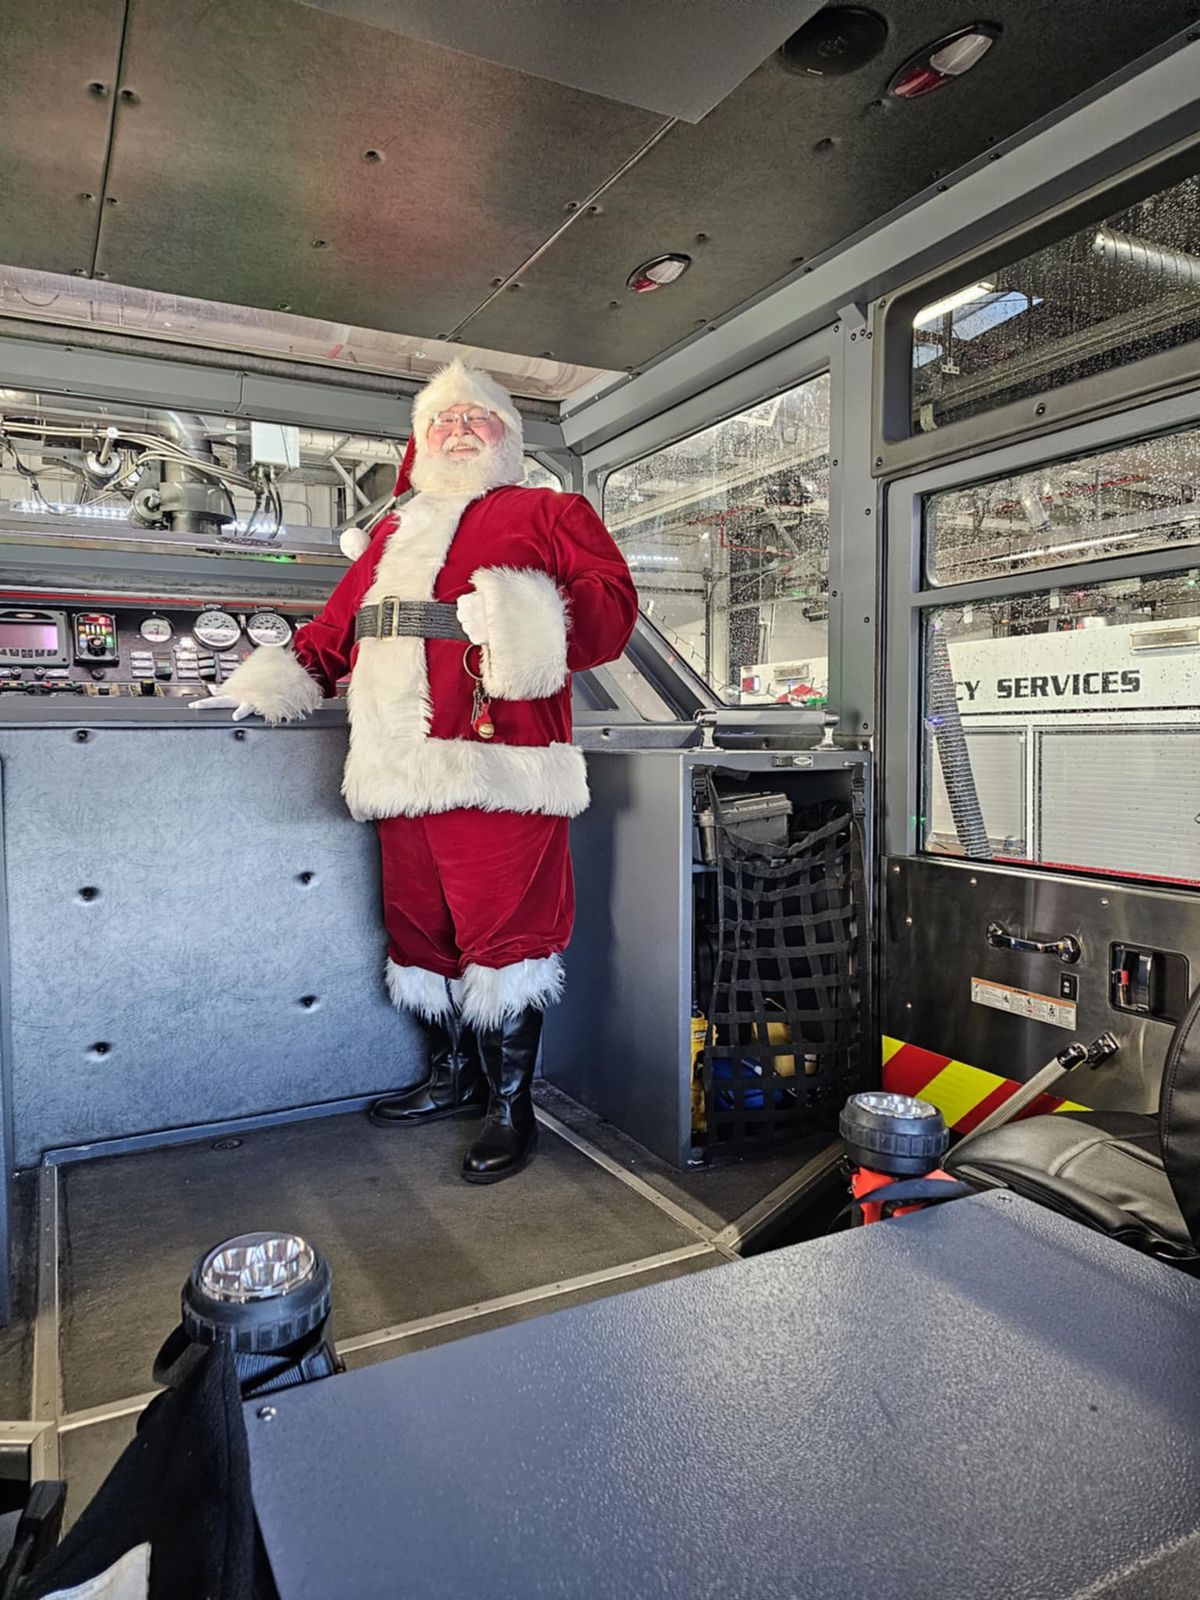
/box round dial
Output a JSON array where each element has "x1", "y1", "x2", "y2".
[
  {"x1": 193, "y1": 609, "x2": 241, "y2": 649},
  {"x1": 139, "y1": 616, "x2": 173, "y2": 644},
  {"x1": 246, "y1": 611, "x2": 292, "y2": 648}
]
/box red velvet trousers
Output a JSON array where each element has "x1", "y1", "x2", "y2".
[{"x1": 376, "y1": 809, "x2": 574, "y2": 978}]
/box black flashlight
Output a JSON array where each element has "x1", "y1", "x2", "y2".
[{"x1": 154, "y1": 1230, "x2": 340, "y2": 1400}]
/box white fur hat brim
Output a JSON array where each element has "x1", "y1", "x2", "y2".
[{"x1": 411, "y1": 358, "x2": 523, "y2": 447}]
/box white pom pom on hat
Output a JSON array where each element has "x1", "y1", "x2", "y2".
[{"x1": 339, "y1": 526, "x2": 371, "y2": 561}]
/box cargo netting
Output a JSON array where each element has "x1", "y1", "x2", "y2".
[{"x1": 698, "y1": 772, "x2": 867, "y2": 1157}]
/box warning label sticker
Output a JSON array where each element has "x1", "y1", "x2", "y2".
[{"x1": 970, "y1": 978, "x2": 1077, "y2": 1031}]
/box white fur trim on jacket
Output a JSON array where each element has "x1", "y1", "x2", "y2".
[
  {"x1": 341, "y1": 491, "x2": 590, "y2": 821},
  {"x1": 343, "y1": 738, "x2": 589, "y2": 822},
  {"x1": 385, "y1": 960, "x2": 461, "y2": 1020},
  {"x1": 460, "y1": 954, "x2": 565, "y2": 1028},
  {"x1": 219, "y1": 645, "x2": 323, "y2": 724},
  {"x1": 410, "y1": 358, "x2": 523, "y2": 447},
  {"x1": 470, "y1": 566, "x2": 569, "y2": 700}
]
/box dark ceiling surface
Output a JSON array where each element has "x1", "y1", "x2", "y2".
[{"x1": 0, "y1": 0, "x2": 1194, "y2": 376}]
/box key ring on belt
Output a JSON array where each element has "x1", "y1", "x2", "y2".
[{"x1": 463, "y1": 644, "x2": 495, "y2": 741}]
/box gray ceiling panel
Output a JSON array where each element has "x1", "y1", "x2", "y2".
[
  {"x1": 94, "y1": 0, "x2": 663, "y2": 336},
  {"x1": 460, "y1": 0, "x2": 1196, "y2": 370},
  {"x1": 292, "y1": 0, "x2": 824, "y2": 123},
  {"x1": 0, "y1": 0, "x2": 125, "y2": 276},
  {"x1": 0, "y1": 0, "x2": 1194, "y2": 376}
]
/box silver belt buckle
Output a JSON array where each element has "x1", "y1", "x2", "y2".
[{"x1": 378, "y1": 596, "x2": 398, "y2": 639}]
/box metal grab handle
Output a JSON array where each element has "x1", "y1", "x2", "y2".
[{"x1": 987, "y1": 921, "x2": 1081, "y2": 964}]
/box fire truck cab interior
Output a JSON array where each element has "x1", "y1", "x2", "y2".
[{"x1": 1, "y1": 2, "x2": 1200, "y2": 1595}]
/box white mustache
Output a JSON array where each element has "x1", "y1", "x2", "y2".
[{"x1": 441, "y1": 435, "x2": 485, "y2": 456}]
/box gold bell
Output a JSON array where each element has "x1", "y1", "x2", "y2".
[{"x1": 476, "y1": 720, "x2": 495, "y2": 741}]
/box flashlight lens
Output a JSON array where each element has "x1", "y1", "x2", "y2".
[
  {"x1": 200, "y1": 1232, "x2": 316, "y2": 1303},
  {"x1": 851, "y1": 1092, "x2": 939, "y2": 1120}
]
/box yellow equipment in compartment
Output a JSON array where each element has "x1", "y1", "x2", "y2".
[{"x1": 691, "y1": 1008, "x2": 799, "y2": 1133}]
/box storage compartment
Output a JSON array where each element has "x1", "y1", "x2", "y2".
[
  {"x1": 546, "y1": 749, "x2": 872, "y2": 1170},
  {"x1": 692, "y1": 771, "x2": 867, "y2": 1159}
]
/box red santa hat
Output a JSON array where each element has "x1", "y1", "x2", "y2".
[
  {"x1": 338, "y1": 362, "x2": 522, "y2": 560},
  {"x1": 339, "y1": 435, "x2": 417, "y2": 561},
  {"x1": 394, "y1": 433, "x2": 417, "y2": 496}
]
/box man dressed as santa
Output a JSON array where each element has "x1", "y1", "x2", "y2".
[{"x1": 196, "y1": 361, "x2": 637, "y2": 1183}]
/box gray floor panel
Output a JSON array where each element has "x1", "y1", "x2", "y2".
[
  {"x1": 60, "y1": 1413, "x2": 141, "y2": 1531},
  {"x1": 343, "y1": 1246, "x2": 725, "y2": 1367},
  {"x1": 59, "y1": 1110, "x2": 700, "y2": 1413},
  {"x1": 533, "y1": 1081, "x2": 835, "y2": 1232}
]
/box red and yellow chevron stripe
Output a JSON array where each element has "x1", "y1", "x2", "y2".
[{"x1": 882, "y1": 1037, "x2": 1089, "y2": 1133}]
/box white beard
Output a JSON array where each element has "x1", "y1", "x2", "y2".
[{"x1": 408, "y1": 428, "x2": 525, "y2": 496}]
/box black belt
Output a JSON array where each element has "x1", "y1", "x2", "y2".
[{"x1": 355, "y1": 599, "x2": 468, "y2": 642}]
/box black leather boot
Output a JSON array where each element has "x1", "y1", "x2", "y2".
[
  {"x1": 462, "y1": 1005, "x2": 541, "y2": 1183},
  {"x1": 370, "y1": 1002, "x2": 486, "y2": 1127}
]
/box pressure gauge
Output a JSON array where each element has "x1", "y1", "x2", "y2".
[
  {"x1": 139, "y1": 616, "x2": 173, "y2": 644},
  {"x1": 246, "y1": 611, "x2": 292, "y2": 648},
  {"x1": 193, "y1": 609, "x2": 241, "y2": 650}
]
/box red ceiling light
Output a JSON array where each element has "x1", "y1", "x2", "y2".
[
  {"x1": 626, "y1": 254, "x2": 692, "y2": 294},
  {"x1": 888, "y1": 22, "x2": 1000, "y2": 99}
]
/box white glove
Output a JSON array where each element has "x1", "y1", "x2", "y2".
[
  {"x1": 189, "y1": 692, "x2": 256, "y2": 721},
  {"x1": 456, "y1": 591, "x2": 489, "y2": 645}
]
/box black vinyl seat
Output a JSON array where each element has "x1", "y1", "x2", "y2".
[{"x1": 945, "y1": 989, "x2": 1200, "y2": 1268}]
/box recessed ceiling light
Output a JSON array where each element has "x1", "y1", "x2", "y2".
[
  {"x1": 626, "y1": 254, "x2": 692, "y2": 294},
  {"x1": 888, "y1": 22, "x2": 1000, "y2": 100}
]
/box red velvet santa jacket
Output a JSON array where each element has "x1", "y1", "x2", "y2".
[{"x1": 219, "y1": 485, "x2": 638, "y2": 821}]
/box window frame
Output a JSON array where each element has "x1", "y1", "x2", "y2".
[
  {"x1": 588, "y1": 327, "x2": 843, "y2": 718},
  {"x1": 883, "y1": 383, "x2": 1200, "y2": 889},
  {"x1": 601, "y1": 369, "x2": 833, "y2": 710},
  {"x1": 872, "y1": 130, "x2": 1200, "y2": 481}
]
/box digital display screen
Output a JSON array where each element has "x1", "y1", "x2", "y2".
[{"x1": 0, "y1": 621, "x2": 60, "y2": 652}]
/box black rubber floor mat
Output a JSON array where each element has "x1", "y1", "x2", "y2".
[
  {"x1": 0, "y1": 1171, "x2": 38, "y2": 1418},
  {"x1": 58, "y1": 1111, "x2": 699, "y2": 1413}
]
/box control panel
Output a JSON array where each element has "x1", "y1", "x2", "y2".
[{"x1": 0, "y1": 603, "x2": 318, "y2": 699}]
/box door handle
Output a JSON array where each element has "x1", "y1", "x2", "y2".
[{"x1": 987, "y1": 921, "x2": 1081, "y2": 964}]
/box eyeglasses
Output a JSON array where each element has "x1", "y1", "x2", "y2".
[{"x1": 428, "y1": 408, "x2": 495, "y2": 431}]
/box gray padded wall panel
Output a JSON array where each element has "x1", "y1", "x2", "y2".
[{"x1": 0, "y1": 725, "x2": 423, "y2": 1165}]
